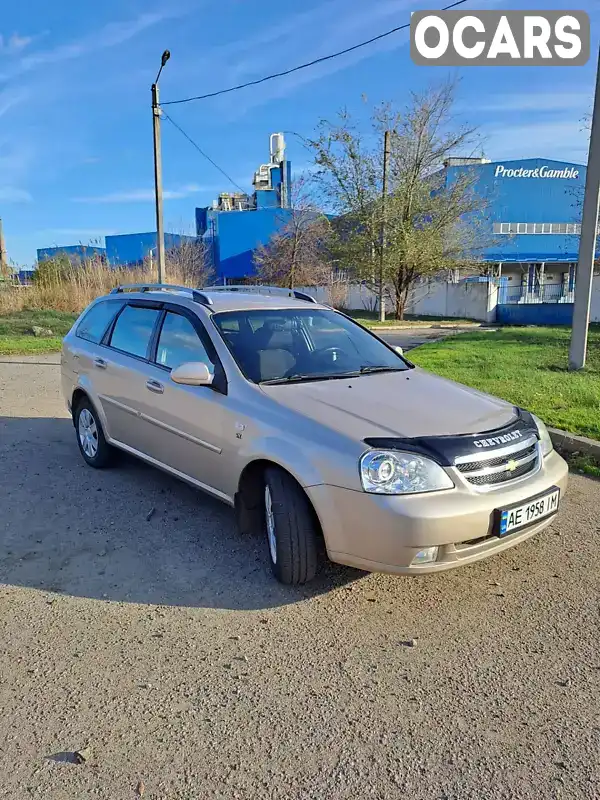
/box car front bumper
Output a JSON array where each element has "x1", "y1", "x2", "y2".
[{"x1": 306, "y1": 449, "x2": 569, "y2": 575}]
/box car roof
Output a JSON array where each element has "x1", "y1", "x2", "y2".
[
  {"x1": 103, "y1": 286, "x2": 329, "y2": 314},
  {"x1": 201, "y1": 292, "x2": 327, "y2": 313}
]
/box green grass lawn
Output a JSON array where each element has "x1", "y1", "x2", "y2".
[
  {"x1": 410, "y1": 326, "x2": 600, "y2": 441},
  {"x1": 345, "y1": 309, "x2": 479, "y2": 327},
  {"x1": 0, "y1": 310, "x2": 77, "y2": 355}
]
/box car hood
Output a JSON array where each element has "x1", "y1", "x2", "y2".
[{"x1": 260, "y1": 367, "x2": 517, "y2": 440}]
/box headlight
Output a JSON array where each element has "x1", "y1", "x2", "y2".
[
  {"x1": 360, "y1": 450, "x2": 454, "y2": 495},
  {"x1": 532, "y1": 414, "x2": 553, "y2": 457}
]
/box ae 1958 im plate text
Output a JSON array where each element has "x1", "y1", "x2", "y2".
[{"x1": 495, "y1": 487, "x2": 560, "y2": 537}]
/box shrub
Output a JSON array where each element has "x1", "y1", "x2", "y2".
[{"x1": 0, "y1": 252, "x2": 212, "y2": 315}]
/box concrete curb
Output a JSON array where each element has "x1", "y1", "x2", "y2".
[
  {"x1": 549, "y1": 428, "x2": 600, "y2": 460},
  {"x1": 366, "y1": 323, "x2": 483, "y2": 331}
]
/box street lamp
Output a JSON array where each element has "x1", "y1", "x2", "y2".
[{"x1": 152, "y1": 50, "x2": 170, "y2": 284}]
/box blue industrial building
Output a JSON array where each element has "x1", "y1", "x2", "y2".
[
  {"x1": 196, "y1": 133, "x2": 292, "y2": 282},
  {"x1": 443, "y1": 156, "x2": 590, "y2": 324},
  {"x1": 104, "y1": 232, "x2": 195, "y2": 266},
  {"x1": 445, "y1": 156, "x2": 586, "y2": 295},
  {"x1": 37, "y1": 233, "x2": 195, "y2": 268},
  {"x1": 37, "y1": 244, "x2": 107, "y2": 263}
]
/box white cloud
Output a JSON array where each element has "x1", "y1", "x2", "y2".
[
  {"x1": 1, "y1": 9, "x2": 184, "y2": 80},
  {"x1": 175, "y1": 0, "x2": 347, "y2": 75},
  {"x1": 0, "y1": 88, "x2": 28, "y2": 119},
  {"x1": 0, "y1": 187, "x2": 32, "y2": 202},
  {"x1": 171, "y1": 0, "x2": 415, "y2": 115},
  {"x1": 0, "y1": 33, "x2": 34, "y2": 54},
  {"x1": 73, "y1": 183, "x2": 212, "y2": 203},
  {"x1": 477, "y1": 79, "x2": 593, "y2": 164},
  {"x1": 483, "y1": 120, "x2": 589, "y2": 163},
  {"x1": 172, "y1": 0, "x2": 505, "y2": 120},
  {"x1": 165, "y1": 0, "x2": 513, "y2": 120},
  {"x1": 475, "y1": 91, "x2": 591, "y2": 114}
]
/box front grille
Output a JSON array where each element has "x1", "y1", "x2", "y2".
[
  {"x1": 455, "y1": 435, "x2": 539, "y2": 488},
  {"x1": 457, "y1": 443, "x2": 537, "y2": 473},
  {"x1": 463, "y1": 460, "x2": 536, "y2": 486}
]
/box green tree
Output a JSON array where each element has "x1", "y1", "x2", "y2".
[
  {"x1": 253, "y1": 179, "x2": 333, "y2": 289},
  {"x1": 308, "y1": 83, "x2": 494, "y2": 318}
]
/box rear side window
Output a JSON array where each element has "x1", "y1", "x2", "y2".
[
  {"x1": 109, "y1": 305, "x2": 161, "y2": 359},
  {"x1": 76, "y1": 301, "x2": 121, "y2": 344},
  {"x1": 218, "y1": 318, "x2": 240, "y2": 333},
  {"x1": 155, "y1": 312, "x2": 213, "y2": 371}
]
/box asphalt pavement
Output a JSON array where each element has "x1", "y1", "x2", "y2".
[
  {"x1": 378, "y1": 326, "x2": 481, "y2": 351},
  {"x1": 0, "y1": 355, "x2": 599, "y2": 799}
]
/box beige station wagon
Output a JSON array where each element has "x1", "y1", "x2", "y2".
[{"x1": 61, "y1": 283, "x2": 568, "y2": 585}]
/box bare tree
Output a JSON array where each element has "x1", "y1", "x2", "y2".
[
  {"x1": 253, "y1": 178, "x2": 333, "y2": 289},
  {"x1": 308, "y1": 83, "x2": 496, "y2": 318},
  {"x1": 164, "y1": 237, "x2": 213, "y2": 287}
]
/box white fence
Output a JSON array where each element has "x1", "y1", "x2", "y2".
[
  {"x1": 298, "y1": 276, "x2": 600, "y2": 324},
  {"x1": 404, "y1": 280, "x2": 498, "y2": 322},
  {"x1": 296, "y1": 280, "x2": 498, "y2": 322}
]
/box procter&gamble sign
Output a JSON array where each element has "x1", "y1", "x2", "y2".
[{"x1": 494, "y1": 164, "x2": 580, "y2": 179}]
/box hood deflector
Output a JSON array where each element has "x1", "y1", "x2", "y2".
[{"x1": 363, "y1": 408, "x2": 538, "y2": 467}]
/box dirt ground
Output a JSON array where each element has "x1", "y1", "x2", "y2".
[{"x1": 0, "y1": 354, "x2": 599, "y2": 799}]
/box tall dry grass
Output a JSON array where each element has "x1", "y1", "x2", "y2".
[{"x1": 0, "y1": 257, "x2": 203, "y2": 316}]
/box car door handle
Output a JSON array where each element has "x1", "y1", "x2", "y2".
[
  {"x1": 94, "y1": 357, "x2": 108, "y2": 369},
  {"x1": 146, "y1": 379, "x2": 164, "y2": 394}
]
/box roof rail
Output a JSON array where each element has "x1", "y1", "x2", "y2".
[
  {"x1": 110, "y1": 283, "x2": 213, "y2": 307},
  {"x1": 204, "y1": 285, "x2": 318, "y2": 304}
]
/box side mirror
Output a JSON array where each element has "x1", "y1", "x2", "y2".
[
  {"x1": 394, "y1": 346, "x2": 404, "y2": 356},
  {"x1": 170, "y1": 361, "x2": 213, "y2": 386}
]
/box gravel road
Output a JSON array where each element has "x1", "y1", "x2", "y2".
[{"x1": 0, "y1": 355, "x2": 599, "y2": 799}]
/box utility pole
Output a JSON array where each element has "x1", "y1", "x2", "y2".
[
  {"x1": 152, "y1": 50, "x2": 170, "y2": 285},
  {"x1": 378, "y1": 130, "x2": 391, "y2": 322},
  {"x1": 569, "y1": 47, "x2": 600, "y2": 370},
  {"x1": 0, "y1": 218, "x2": 7, "y2": 279}
]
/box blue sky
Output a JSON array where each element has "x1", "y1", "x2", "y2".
[{"x1": 1, "y1": 0, "x2": 598, "y2": 267}]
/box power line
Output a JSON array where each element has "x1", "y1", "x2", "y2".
[
  {"x1": 162, "y1": 112, "x2": 247, "y2": 193},
  {"x1": 162, "y1": 0, "x2": 470, "y2": 106}
]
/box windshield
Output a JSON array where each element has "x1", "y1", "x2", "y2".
[{"x1": 212, "y1": 308, "x2": 409, "y2": 384}]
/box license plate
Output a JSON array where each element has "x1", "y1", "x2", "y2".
[{"x1": 495, "y1": 487, "x2": 560, "y2": 536}]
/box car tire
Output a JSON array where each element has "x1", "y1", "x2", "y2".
[
  {"x1": 74, "y1": 398, "x2": 114, "y2": 469},
  {"x1": 263, "y1": 467, "x2": 319, "y2": 585}
]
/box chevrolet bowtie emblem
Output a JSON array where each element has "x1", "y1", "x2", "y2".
[{"x1": 507, "y1": 459, "x2": 518, "y2": 472}]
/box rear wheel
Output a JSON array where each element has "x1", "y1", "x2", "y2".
[
  {"x1": 74, "y1": 398, "x2": 114, "y2": 469},
  {"x1": 264, "y1": 467, "x2": 319, "y2": 585}
]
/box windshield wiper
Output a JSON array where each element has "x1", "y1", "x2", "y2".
[
  {"x1": 261, "y1": 366, "x2": 404, "y2": 385},
  {"x1": 358, "y1": 365, "x2": 405, "y2": 374},
  {"x1": 260, "y1": 372, "x2": 356, "y2": 385}
]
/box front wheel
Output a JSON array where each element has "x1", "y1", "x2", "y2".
[
  {"x1": 264, "y1": 468, "x2": 319, "y2": 585},
  {"x1": 74, "y1": 398, "x2": 114, "y2": 469}
]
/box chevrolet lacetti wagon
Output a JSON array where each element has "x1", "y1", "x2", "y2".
[{"x1": 61, "y1": 283, "x2": 568, "y2": 585}]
